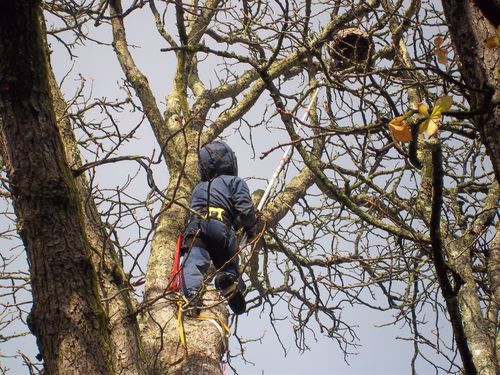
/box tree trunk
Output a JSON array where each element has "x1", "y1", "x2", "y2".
[
  {"x1": 420, "y1": 141, "x2": 498, "y2": 375},
  {"x1": 440, "y1": 3, "x2": 500, "y2": 373},
  {"x1": 441, "y1": 0, "x2": 500, "y2": 184},
  {"x1": 45, "y1": 38, "x2": 147, "y2": 375},
  {"x1": 0, "y1": 2, "x2": 113, "y2": 373},
  {"x1": 447, "y1": 238, "x2": 498, "y2": 375},
  {"x1": 488, "y1": 224, "x2": 500, "y2": 365}
]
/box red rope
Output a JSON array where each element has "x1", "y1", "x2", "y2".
[{"x1": 168, "y1": 234, "x2": 183, "y2": 292}]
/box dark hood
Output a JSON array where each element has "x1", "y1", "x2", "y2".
[{"x1": 198, "y1": 141, "x2": 238, "y2": 181}]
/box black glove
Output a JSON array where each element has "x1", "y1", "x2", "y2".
[{"x1": 245, "y1": 225, "x2": 257, "y2": 242}]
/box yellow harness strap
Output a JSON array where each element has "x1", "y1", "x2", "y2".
[
  {"x1": 167, "y1": 300, "x2": 188, "y2": 366},
  {"x1": 167, "y1": 299, "x2": 231, "y2": 364},
  {"x1": 206, "y1": 206, "x2": 225, "y2": 221},
  {"x1": 177, "y1": 301, "x2": 187, "y2": 347}
]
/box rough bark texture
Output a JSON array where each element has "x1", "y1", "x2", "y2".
[
  {"x1": 488, "y1": 224, "x2": 500, "y2": 365},
  {"x1": 46, "y1": 41, "x2": 147, "y2": 375},
  {"x1": 439, "y1": 3, "x2": 500, "y2": 373},
  {"x1": 447, "y1": 238, "x2": 498, "y2": 375},
  {"x1": 0, "y1": 2, "x2": 113, "y2": 374},
  {"x1": 441, "y1": 0, "x2": 500, "y2": 184}
]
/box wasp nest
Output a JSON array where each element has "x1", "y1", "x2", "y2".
[{"x1": 328, "y1": 27, "x2": 373, "y2": 71}]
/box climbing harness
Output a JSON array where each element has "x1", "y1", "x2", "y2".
[
  {"x1": 205, "y1": 206, "x2": 225, "y2": 221},
  {"x1": 168, "y1": 298, "x2": 231, "y2": 366},
  {"x1": 199, "y1": 206, "x2": 231, "y2": 226}
]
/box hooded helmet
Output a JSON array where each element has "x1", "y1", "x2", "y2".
[{"x1": 198, "y1": 141, "x2": 238, "y2": 181}]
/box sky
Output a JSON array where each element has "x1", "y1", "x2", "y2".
[{"x1": 0, "y1": 3, "x2": 454, "y2": 374}]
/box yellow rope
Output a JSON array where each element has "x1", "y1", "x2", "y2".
[
  {"x1": 177, "y1": 300, "x2": 187, "y2": 347},
  {"x1": 167, "y1": 300, "x2": 188, "y2": 366}
]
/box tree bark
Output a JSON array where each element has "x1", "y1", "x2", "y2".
[
  {"x1": 447, "y1": 236, "x2": 498, "y2": 375},
  {"x1": 440, "y1": 3, "x2": 500, "y2": 373},
  {"x1": 441, "y1": 0, "x2": 500, "y2": 184},
  {"x1": 44, "y1": 36, "x2": 147, "y2": 375},
  {"x1": 488, "y1": 224, "x2": 500, "y2": 365},
  {"x1": 0, "y1": 1, "x2": 113, "y2": 374}
]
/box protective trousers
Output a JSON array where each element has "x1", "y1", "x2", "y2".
[{"x1": 182, "y1": 219, "x2": 239, "y2": 297}]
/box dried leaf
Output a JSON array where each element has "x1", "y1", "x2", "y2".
[
  {"x1": 388, "y1": 116, "x2": 412, "y2": 142},
  {"x1": 433, "y1": 36, "x2": 449, "y2": 66},
  {"x1": 434, "y1": 36, "x2": 444, "y2": 48},
  {"x1": 435, "y1": 49, "x2": 448, "y2": 65}
]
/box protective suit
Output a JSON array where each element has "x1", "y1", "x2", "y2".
[{"x1": 182, "y1": 141, "x2": 257, "y2": 315}]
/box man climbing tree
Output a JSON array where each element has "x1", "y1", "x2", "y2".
[{"x1": 182, "y1": 141, "x2": 257, "y2": 316}]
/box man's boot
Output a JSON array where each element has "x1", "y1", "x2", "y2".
[{"x1": 214, "y1": 272, "x2": 246, "y2": 315}]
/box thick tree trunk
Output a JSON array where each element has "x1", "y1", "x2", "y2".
[
  {"x1": 440, "y1": 3, "x2": 500, "y2": 373},
  {"x1": 441, "y1": 0, "x2": 500, "y2": 184},
  {"x1": 0, "y1": 2, "x2": 113, "y2": 374},
  {"x1": 488, "y1": 224, "x2": 500, "y2": 365},
  {"x1": 46, "y1": 40, "x2": 147, "y2": 375}
]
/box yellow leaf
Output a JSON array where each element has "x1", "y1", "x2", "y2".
[
  {"x1": 388, "y1": 116, "x2": 412, "y2": 142},
  {"x1": 419, "y1": 118, "x2": 439, "y2": 136},
  {"x1": 418, "y1": 96, "x2": 452, "y2": 136},
  {"x1": 417, "y1": 103, "x2": 430, "y2": 117},
  {"x1": 419, "y1": 119, "x2": 428, "y2": 135},
  {"x1": 430, "y1": 95, "x2": 453, "y2": 117},
  {"x1": 426, "y1": 118, "x2": 439, "y2": 136}
]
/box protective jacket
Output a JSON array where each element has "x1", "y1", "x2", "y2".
[{"x1": 186, "y1": 141, "x2": 256, "y2": 233}]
